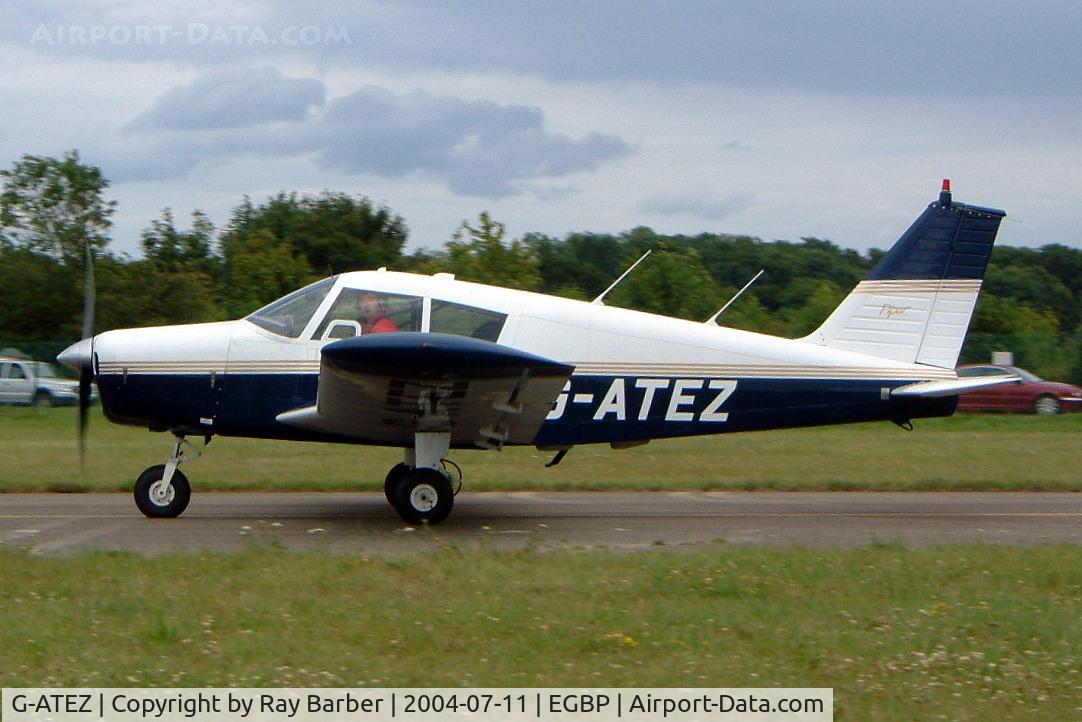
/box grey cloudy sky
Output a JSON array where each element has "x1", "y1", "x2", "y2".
[{"x1": 2, "y1": 1, "x2": 1080, "y2": 255}]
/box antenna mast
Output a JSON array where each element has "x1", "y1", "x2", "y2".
[
  {"x1": 591, "y1": 250, "x2": 652, "y2": 305},
  {"x1": 705, "y1": 269, "x2": 764, "y2": 325}
]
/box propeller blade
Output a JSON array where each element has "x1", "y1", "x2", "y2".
[
  {"x1": 78, "y1": 364, "x2": 92, "y2": 467},
  {"x1": 82, "y1": 244, "x2": 95, "y2": 340},
  {"x1": 78, "y1": 243, "x2": 96, "y2": 469}
]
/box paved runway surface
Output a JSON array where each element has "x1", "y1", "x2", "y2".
[{"x1": 1, "y1": 492, "x2": 1080, "y2": 555}]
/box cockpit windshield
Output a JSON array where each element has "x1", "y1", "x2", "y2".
[{"x1": 246, "y1": 276, "x2": 337, "y2": 337}]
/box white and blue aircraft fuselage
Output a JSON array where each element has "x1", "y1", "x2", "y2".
[{"x1": 59, "y1": 184, "x2": 1013, "y2": 523}]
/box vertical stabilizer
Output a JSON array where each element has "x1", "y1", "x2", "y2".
[{"x1": 803, "y1": 181, "x2": 1005, "y2": 368}]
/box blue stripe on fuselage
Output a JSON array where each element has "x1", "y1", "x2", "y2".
[
  {"x1": 96, "y1": 372, "x2": 956, "y2": 446},
  {"x1": 532, "y1": 375, "x2": 954, "y2": 445}
]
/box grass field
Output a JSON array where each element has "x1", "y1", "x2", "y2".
[
  {"x1": 0, "y1": 407, "x2": 1079, "y2": 492},
  {"x1": 0, "y1": 545, "x2": 1078, "y2": 721}
]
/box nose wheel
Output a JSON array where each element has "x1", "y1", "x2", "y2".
[
  {"x1": 134, "y1": 465, "x2": 191, "y2": 518},
  {"x1": 134, "y1": 435, "x2": 199, "y2": 518}
]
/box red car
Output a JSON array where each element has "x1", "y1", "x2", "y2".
[{"x1": 956, "y1": 364, "x2": 1082, "y2": 415}]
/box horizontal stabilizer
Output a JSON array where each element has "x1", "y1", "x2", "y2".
[{"x1": 890, "y1": 375, "x2": 1020, "y2": 398}]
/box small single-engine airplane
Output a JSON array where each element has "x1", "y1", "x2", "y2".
[{"x1": 59, "y1": 181, "x2": 1016, "y2": 524}]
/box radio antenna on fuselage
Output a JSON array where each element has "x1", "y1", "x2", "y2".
[
  {"x1": 705, "y1": 269, "x2": 765, "y2": 325},
  {"x1": 591, "y1": 250, "x2": 652, "y2": 305}
]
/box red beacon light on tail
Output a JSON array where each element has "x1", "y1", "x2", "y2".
[{"x1": 939, "y1": 178, "x2": 952, "y2": 207}]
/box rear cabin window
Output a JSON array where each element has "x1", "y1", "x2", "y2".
[
  {"x1": 313, "y1": 289, "x2": 422, "y2": 340},
  {"x1": 247, "y1": 277, "x2": 336, "y2": 338},
  {"x1": 430, "y1": 300, "x2": 507, "y2": 342}
]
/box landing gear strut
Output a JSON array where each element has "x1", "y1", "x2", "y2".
[
  {"x1": 134, "y1": 435, "x2": 198, "y2": 518},
  {"x1": 385, "y1": 432, "x2": 457, "y2": 525}
]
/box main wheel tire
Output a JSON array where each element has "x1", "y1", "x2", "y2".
[
  {"x1": 1034, "y1": 395, "x2": 1060, "y2": 416},
  {"x1": 392, "y1": 468, "x2": 454, "y2": 525},
  {"x1": 134, "y1": 464, "x2": 191, "y2": 518},
  {"x1": 32, "y1": 391, "x2": 53, "y2": 408},
  {"x1": 384, "y1": 463, "x2": 410, "y2": 505}
]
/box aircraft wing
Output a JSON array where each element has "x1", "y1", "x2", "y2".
[{"x1": 276, "y1": 333, "x2": 573, "y2": 448}]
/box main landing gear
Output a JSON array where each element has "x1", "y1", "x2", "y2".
[
  {"x1": 384, "y1": 431, "x2": 458, "y2": 525},
  {"x1": 133, "y1": 435, "x2": 198, "y2": 518}
]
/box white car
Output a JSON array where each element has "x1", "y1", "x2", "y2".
[{"x1": 0, "y1": 356, "x2": 97, "y2": 407}]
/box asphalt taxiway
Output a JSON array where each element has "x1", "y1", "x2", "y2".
[{"x1": 1, "y1": 491, "x2": 1080, "y2": 555}]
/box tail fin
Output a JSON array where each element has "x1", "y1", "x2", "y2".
[{"x1": 804, "y1": 181, "x2": 1005, "y2": 368}]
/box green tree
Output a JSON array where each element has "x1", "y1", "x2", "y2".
[
  {"x1": 528, "y1": 231, "x2": 626, "y2": 298},
  {"x1": 1033, "y1": 243, "x2": 1082, "y2": 303},
  {"x1": 0, "y1": 150, "x2": 115, "y2": 265},
  {"x1": 784, "y1": 281, "x2": 846, "y2": 337},
  {"x1": 607, "y1": 249, "x2": 720, "y2": 321},
  {"x1": 1069, "y1": 332, "x2": 1082, "y2": 385},
  {"x1": 444, "y1": 212, "x2": 541, "y2": 290},
  {"x1": 220, "y1": 191, "x2": 407, "y2": 275},
  {"x1": 141, "y1": 208, "x2": 216, "y2": 274},
  {"x1": 984, "y1": 264, "x2": 1074, "y2": 331},
  {"x1": 220, "y1": 229, "x2": 316, "y2": 317},
  {"x1": 970, "y1": 294, "x2": 1060, "y2": 335},
  {"x1": 0, "y1": 245, "x2": 79, "y2": 340},
  {"x1": 94, "y1": 257, "x2": 222, "y2": 330},
  {"x1": 714, "y1": 291, "x2": 790, "y2": 336}
]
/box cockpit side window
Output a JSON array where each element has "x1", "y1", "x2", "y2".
[
  {"x1": 247, "y1": 276, "x2": 337, "y2": 338},
  {"x1": 312, "y1": 289, "x2": 422, "y2": 340},
  {"x1": 430, "y1": 300, "x2": 507, "y2": 342}
]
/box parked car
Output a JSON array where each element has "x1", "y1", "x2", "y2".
[
  {"x1": 956, "y1": 364, "x2": 1082, "y2": 415},
  {"x1": 0, "y1": 356, "x2": 97, "y2": 407}
]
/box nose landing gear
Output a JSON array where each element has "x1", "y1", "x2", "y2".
[{"x1": 133, "y1": 435, "x2": 199, "y2": 518}]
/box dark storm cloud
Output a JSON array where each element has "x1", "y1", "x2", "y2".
[
  {"x1": 301, "y1": 0, "x2": 1082, "y2": 95},
  {"x1": 129, "y1": 67, "x2": 324, "y2": 130},
  {"x1": 10, "y1": 2, "x2": 1080, "y2": 96},
  {"x1": 119, "y1": 75, "x2": 632, "y2": 197},
  {"x1": 314, "y1": 86, "x2": 631, "y2": 196}
]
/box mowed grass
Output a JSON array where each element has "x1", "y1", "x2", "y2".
[
  {"x1": 0, "y1": 407, "x2": 1079, "y2": 492},
  {"x1": 0, "y1": 545, "x2": 1079, "y2": 721}
]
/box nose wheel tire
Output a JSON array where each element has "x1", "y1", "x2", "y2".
[
  {"x1": 391, "y1": 468, "x2": 454, "y2": 525},
  {"x1": 134, "y1": 464, "x2": 191, "y2": 518}
]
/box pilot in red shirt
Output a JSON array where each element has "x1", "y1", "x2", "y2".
[{"x1": 359, "y1": 292, "x2": 399, "y2": 334}]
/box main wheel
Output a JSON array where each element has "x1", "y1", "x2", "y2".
[
  {"x1": 1034, "y1": 394, "x2": 1060, "y2": 416},
  {"x1": 134, "y1": 464, "x2": 191, "y2": 518},
  {"x1": 392, "y1": 468, "x2": 454, "y2": 525},
  {"x1": 384, "y1": 463, "x2": 410, "y2": 504}
]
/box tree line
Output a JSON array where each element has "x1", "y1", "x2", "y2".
[{"x1": 2, "y1": 151, "x2": 1080, "y2": 382}]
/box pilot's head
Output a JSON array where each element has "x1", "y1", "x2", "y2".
[{"x1": 358, "y1": 292, "x2": 387, "y2": 324}]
